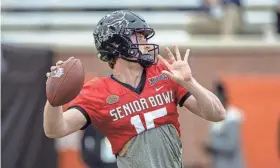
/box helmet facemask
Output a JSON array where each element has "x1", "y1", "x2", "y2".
[{"x1": 103, "y1": 28, "x2": 159, "y2": 68}]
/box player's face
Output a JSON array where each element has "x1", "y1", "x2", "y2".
[{"x1": 129, "y1": 33, "x2": 152, "y2": 60}]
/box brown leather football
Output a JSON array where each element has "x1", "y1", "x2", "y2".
[{"x1": 46, "y1": 58, "x2": 85, "y2": 107}]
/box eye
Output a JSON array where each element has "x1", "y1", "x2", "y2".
[{"x1": 136, "y1": 34, "x2": 145, "y2": 40}]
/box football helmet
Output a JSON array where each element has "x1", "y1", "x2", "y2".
[{"x1": 93, "y1": 10, "x2": 159, "y2": 68}]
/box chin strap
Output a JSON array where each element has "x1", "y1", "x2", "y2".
[{"x1": 120, "y1": 49, "x2": 155, "y2": 66}]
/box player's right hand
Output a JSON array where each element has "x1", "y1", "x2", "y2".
[{"x1": 46, "y1": 57, "x2": 74, "y2": 79}]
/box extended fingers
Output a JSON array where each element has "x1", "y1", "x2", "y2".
[
  {"x1": 183, "y1": 49, "x2": 190, "y2": 62},
  {"x1": 165, "y1": 47, "x2": 175, "y2": 62},
  {"x1": 174, "y1": 45, "x2": 181, "y2": 61},
  {"x1": 157, "y1": 55, "x2": 171, "y2": 69}
]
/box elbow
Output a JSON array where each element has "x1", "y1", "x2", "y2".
[
  {"x1": 44, "y1": 131, "x2": 59, "y2": 139},
  {"x1": 45, "y1": 133, "x2": 58, "y2": 139},
  {"x1": 204, "y1": 108, "x2": 226, "y2": 122},
  {"x1": 44, "y1": 128, "x2": 64, "y2": 139},
  {"x1": 45, "y1": 133, "x2": 55, "y2": 139},
  {"x1": 213, "y1": 108, "x2": 227, "y2": 122},
  {"x1": 44, "y1": 132, "x2": 64, "y2": 139},
  {"x1": 43, "y1": 122, "x2": 67, "y2": 139}
]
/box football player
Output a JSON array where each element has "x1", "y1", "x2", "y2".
[{"x1": 44, "y1": 10, "x2": 226, "y2": 168}]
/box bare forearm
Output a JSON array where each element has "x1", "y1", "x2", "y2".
[
  {"x1": 182, "y1": 78, "x2": 226, "y2": 121},
  {"x1": 43, "y1": 101, "x2": 65, "y2": 138}
]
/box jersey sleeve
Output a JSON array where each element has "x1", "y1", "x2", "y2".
[
  {"x1": 175, "y1": 83, "x2": 192, "y2": 107},
  {"x1": 156, "y1": 60, "x2": 191, "y2": 107},
  {"x1": 67, "y1": 79, "x2": 105, "y2": 130}
]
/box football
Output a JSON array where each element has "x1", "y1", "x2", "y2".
[{"x1": 46, "y1": 58, "x2": 85, "y2": 107}]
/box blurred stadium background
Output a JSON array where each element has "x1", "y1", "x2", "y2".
[{"x1": 1, "y1": 0, "x2": 280, "y2": 168}]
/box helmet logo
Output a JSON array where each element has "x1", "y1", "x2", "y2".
[
  {"x1": 129, "y1": 50, "x2": 135, "y2": 54},
  {"x1": 124, "y1": 30, "x2": 130, "y2": 36}
]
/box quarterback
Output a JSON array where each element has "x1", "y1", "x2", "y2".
[{"x1": 44, "y1": 10, "x2": 226, "y2": 168}]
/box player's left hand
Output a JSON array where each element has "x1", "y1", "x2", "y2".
[{"x1": 157, "y1": 45, "x2": 192, "y2": 85}]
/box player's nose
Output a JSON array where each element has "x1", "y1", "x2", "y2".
[{"x1": 144, "y1": 44, "x2": 152, "y2": 53}]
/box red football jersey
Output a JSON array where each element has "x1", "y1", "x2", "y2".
[{"x1": 68, "y1": 61, "x2": 191, "y2": 154}]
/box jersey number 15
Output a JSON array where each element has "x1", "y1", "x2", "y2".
[{"x1": 130, "y1": 107, "x2": 167, "y2": 134}]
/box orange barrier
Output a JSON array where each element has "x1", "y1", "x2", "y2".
[
  {"x1": 223, "y1": 75, "x2": 280, "y2": 168},
  {"x1": 59, "y1": 151, "x2": 86, "y2": 168}
]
